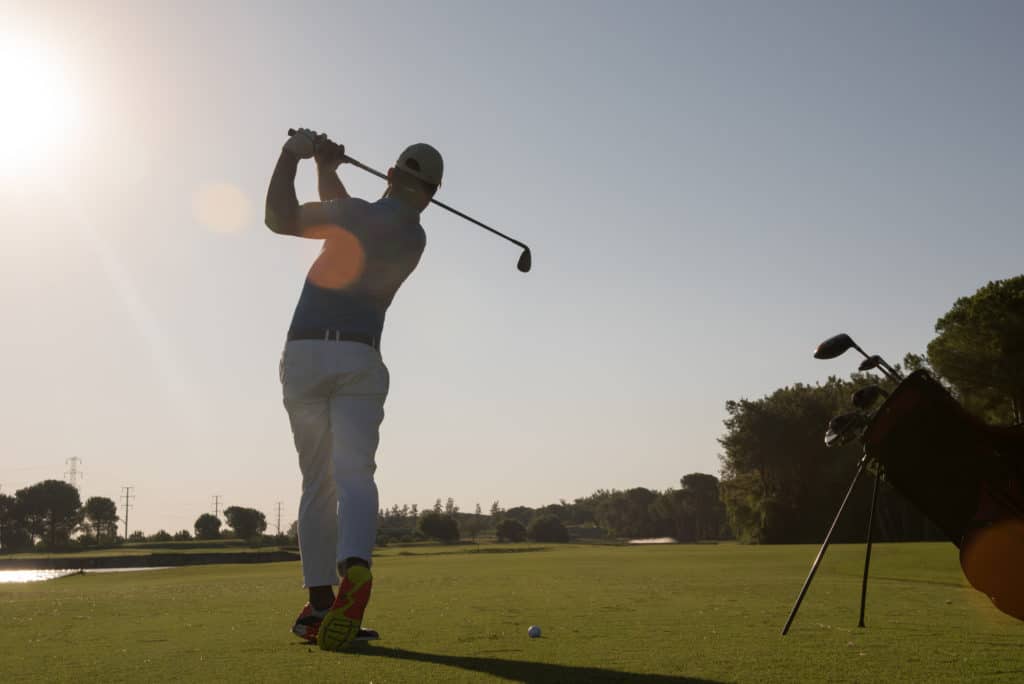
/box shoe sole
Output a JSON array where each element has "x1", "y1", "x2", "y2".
[{"x1": 318, "y1": 611, "x2": 362, "y2": 651}]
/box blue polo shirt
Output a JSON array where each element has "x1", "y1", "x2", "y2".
[{"x1": 287, "y1": 196, "x2": 426, "y2": 345}]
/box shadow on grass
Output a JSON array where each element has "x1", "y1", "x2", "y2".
[{"x1": 358, "y1": 646, "x2": 721, "y2": 683}]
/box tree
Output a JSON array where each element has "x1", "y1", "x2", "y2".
[
  {"x1": 462, "y1": 503, "x2": 485, "y2": 541},
  {"x1": 444, "y1": 497, "x2": 459, "y2": 515},
  {"x1": 223, "y1": 506, "x2": 267, "y2": 542},
  {"x1": 15, "y1": 480, "x2": 83, "y2": 549},
  {"x1": 432, "y1": 498, "x2": 443, "y2": 514},
  {"x1": 527, "y1": 514, "x2": 569, "y2": 543},
  {"x1": 717, "y1": 376, "x2": 940, "y2": 544},
  {"x1": 0, "y1": 493, "x2": 32, "y2": 552},
  {"x1": 679, "y1": 474, "x2": 727, "y2": 540},
  {"x1": 128, "y1": 530, "x2": 145, "y2": 542},
  {"x1": 418, "y1": 511, "x2": 460, "y2": 543},
  {"x1": 83, "y1": 496, "x2": 119, "y2": 544},
  {"x1": 149, "y1": 530, "x2": 172, "y2": 542},
  {"x1": 927, "y1": 275, "x2": 1024, "y2": 423},
  {"x1": 503, "y1": 506, "x2": 535, "y2": 526},
  {"x1": 173, "y1": 529, "x2": 192, "y2": 541},
  {"x1": 594, "y1": 488, "x2": 659, "y2": 538},
  {"x1": 194, "y1": 513, "x2": 222, "y2": 540},
  {"x1": 490, "y1": 501, "x2": 502, "y2": 517},
  {"x1": 496, "y1": 518, "x2": 527, "y2": 542},
  {"x1": 286, "y1": 520, "x2": 298, "y2": 543}
]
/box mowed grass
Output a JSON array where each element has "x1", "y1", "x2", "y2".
[{"x1": 1, "y1": 543, "x2": 1021, "y2": 683}]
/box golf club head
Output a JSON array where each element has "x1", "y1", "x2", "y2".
[
  {"x1": 814, "y1": 333, "x2": 855, "y2": 360},
  {"x1": 824, "y1": 411, "x2": 868, "y2": 448},
  {"x1": 517, "y1": 248, "x2": 532, "y2": 273},
  {"x1": 858, "y1": 355, "x2": 882, "y2": 371},
  {"x1": 851, "y1": 385, "x2": 889, "y2": 411}
]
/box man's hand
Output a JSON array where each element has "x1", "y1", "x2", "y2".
[
  {"x1": 315, "y1": 137, "x2": 347, "y2": 172},
  {"x1": 283, "y1": 128, "x2": 322, "y2": 159}
]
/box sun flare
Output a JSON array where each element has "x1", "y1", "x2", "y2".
[{"x1": 0, "y1": 33, "x2": 79, "y2": 174}]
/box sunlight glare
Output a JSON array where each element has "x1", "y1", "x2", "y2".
[{"x1": 0, "y1": 32, "x2": 80, "y2": 175}]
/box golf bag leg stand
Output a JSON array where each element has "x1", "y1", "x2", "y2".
[
  {"x1": 781, "y1": 457, "x2": 868, "y2": 636},
  {"x1": 858, "y1": 470, "x2": 880, "y2": 628}
]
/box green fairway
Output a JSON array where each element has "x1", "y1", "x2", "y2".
[{"x1": 1, "y1": 543, "x2": 1020, "y2": 682}]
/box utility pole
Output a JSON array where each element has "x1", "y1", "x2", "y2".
[
  {"x1": 64, "y1": 457, "x2": 82, "y2": 488},
  {"x1": 121, "y1": 486, "x2": 134, "y2": 540},
  {"x1": 212, "y1": 495, "x2": 222, "y2": 517},
  {"x1": 275, "y1": 501, "x2": 283, "y2": 535}
]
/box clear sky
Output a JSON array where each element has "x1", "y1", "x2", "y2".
[{"x1": 2, "y1": 1, "x2": 1022, "y2": 535}]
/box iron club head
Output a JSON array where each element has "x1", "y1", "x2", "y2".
[
  {"x1": 858, "y1": 355, "x2": 882, "y2": 371},
  {"x1": 824, "y1": 411, "x2": 869, "y2": 448},
  {"x1": 851, "y1": 385, "x2": 889, "y2": 411}
]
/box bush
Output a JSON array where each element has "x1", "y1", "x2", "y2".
[
  {"x1": 149, "y1": 530, "x2": 172, "y2": 542},
  {"x1": 173, "y1": 529, "x2": 192, "y2": 542},
  {"x1": 417, "y1": 512, "x2": 460, "y2": 543},
  {"x1": 528, "y1": 515, "x2": 569, "y2": 543},
  {"x1": 496, "y1": 519, "x2": 527, "y2": 542}
]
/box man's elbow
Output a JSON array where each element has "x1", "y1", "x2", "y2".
[{"x1": 264, "y1": 206, "x2": 295, "y2": 235}]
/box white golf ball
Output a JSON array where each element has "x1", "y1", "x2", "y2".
[{"x1": 528, "y1": 625, "x2": 541, "y2": 638}]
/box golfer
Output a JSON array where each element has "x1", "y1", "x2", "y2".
[{"x1": 265, "y1": 128, "x2": 442, "y2": 650}]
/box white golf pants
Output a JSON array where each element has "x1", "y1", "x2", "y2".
[{"x1": 280, "y1": 340, "x2": 388, "y2": 587}]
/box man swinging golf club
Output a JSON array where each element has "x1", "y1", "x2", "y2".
[{"x1": 265, "y1": 128, "x2": 442, "y2": 650}]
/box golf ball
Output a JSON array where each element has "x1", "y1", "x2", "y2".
[{"x1": 528, "y1": 625, "x2": 541, "y2": 638}]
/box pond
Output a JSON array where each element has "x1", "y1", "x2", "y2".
[{"x1": 0, "y1": 567, "x2": 171, "y2": 583}]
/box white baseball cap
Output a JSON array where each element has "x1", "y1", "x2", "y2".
[{"x1": 396, "y1": 143, "x2": 443, "y2": 186}]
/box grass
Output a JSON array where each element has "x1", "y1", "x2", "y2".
[{"x1": 1, "y1": 542, "x2": 1021, "y2": 682}]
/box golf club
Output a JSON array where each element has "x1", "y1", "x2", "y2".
[
  {"x1": 825, "y1": 411, "x2": 869, "y2": 448},
  {"x1": 287, "y1": 129, "x2": 532, "y2": 273},
  {"x1": 852, "y1": 385, "x2": 890, "y2": 411},
  {"x1": 814, "y1": 334, "x2": 901, "y2": 380}
]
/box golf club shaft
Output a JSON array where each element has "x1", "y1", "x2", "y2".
[
  {"x1": 286, "y1": 129, "x2": 530, "y2": 253},
  {"x1": 858, "y1": 471, "x2": 880, "y2": 628},
  {"x1": 782, "y1": 457, "x2": 868, "y2": 635}
]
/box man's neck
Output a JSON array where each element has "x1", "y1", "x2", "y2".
[{"x1": 382, "y1": 188, "x2": 424, "y2": 215}]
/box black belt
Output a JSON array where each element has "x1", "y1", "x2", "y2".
[{"x1": 287, "y1": 329, "x2": 379, "y2": 349}]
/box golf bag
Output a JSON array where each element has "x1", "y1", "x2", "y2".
[{"x1": 862, "y1": 370, "x2": 1024, "y2": 621}]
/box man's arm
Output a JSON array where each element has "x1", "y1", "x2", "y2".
[
  {"x1": 265, "y1": 129, "x2": 323, "y2": 236},
  {"x1": 265, "y1": 151, "x2": 302, "y2": 235},
  {"x1": 315, "y1": 139, "x2": 350, "y2": 202}
]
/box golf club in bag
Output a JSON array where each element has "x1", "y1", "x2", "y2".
[
  {"x1": 782, "y1": 334, "x2": 1024, "y2": 635},
  {"x1": 287, "y1": 129, "x2": 532, "y2": 273}
]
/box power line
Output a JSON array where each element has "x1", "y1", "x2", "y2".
[
  {"x1": 64, "y1": 457, "x2": 82, "y2": 488},
  {"x1": 121, "y1": 486, "x2": 135, "y2": 540},
  {"x1": 212, "y1": 495, "x2": 222, "y2": 517}
]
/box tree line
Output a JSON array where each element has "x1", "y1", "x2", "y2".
[
  {"x1": 375, "y1": 476, "x2": 730, "y2": 545},
  {"x1": 0, "y1": 481, "x2": 281, "y2": 552}
]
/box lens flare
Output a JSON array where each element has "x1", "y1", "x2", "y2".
[
  {"x1": 192, "y1": 183, "x2": 251, "y2": 233},
  {"x1": 960, "y1": 519, "x2": 1024, "y2": 621},
  {"x1": 307, "y1": 227, "x2": 365, "y2": 290}
]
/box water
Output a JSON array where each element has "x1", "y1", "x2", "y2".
[{"x1": 0, "y1": 567, "x2": 171, "y2": 583}]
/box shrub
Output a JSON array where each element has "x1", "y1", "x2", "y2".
[
  {"x1": 528, "y1": 515, "x2": 569, "y2": 543},
  {"x1": 496, "y1": 519, "x2": 527, "y2": 542}
]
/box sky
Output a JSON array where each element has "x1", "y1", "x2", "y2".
[{"x1": 1, "y1": 1, "x2": 1022, "y2": 535}]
